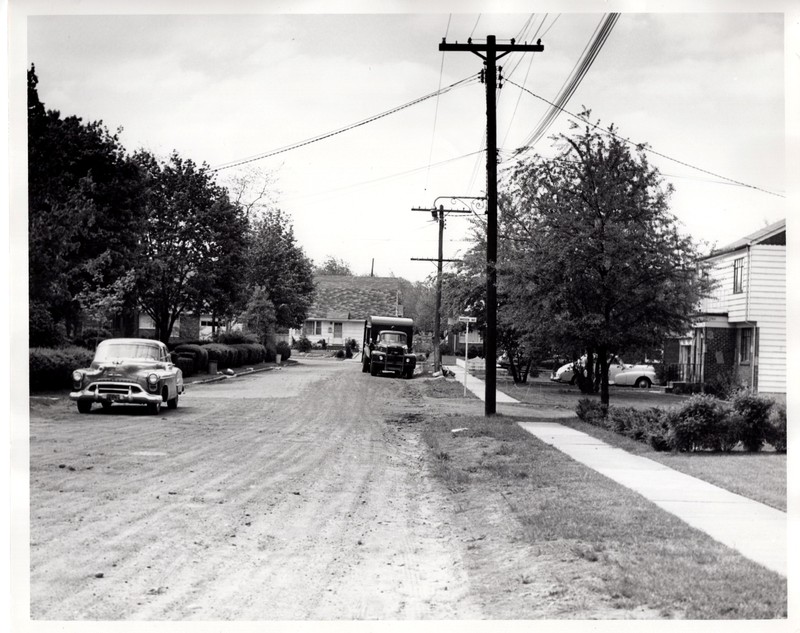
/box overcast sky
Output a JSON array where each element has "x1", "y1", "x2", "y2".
[{"x1": 16, "y1": 1, "x2": 794, "y2": 282}]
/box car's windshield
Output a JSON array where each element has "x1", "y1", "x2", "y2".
[
  {"x1": 378, "y1": 332, "x2": 406, "y2": 345},
  {"x1": 94, "y1": 343, "x2": 161, "y2": 362}
]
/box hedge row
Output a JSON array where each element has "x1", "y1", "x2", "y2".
[
  {"x1": 203, "y1": 343, "x2": 268, "y2": 368},
  {"x1": 576, "y1": 392, "x2": 786, "y2": 453},
  {"x1": 30, "y1": 346, "x2": 94, "y2": 392}
]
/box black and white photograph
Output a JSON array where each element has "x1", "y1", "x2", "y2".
[{"x1": 7, "y1": 0, "x2": 797, "y2": 628}]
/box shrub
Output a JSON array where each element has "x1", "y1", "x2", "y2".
[
  {"x1": 29, "y1": 302, "x2": 66, "y2": 348},
  {"x1": 703, "y1": 367, "x2": 742, "y2": 399},
  {"x1": 335, "y1": 349, "x2": 345, "y2": 359},
  {"x1": 467, "y1": 345, "x2": 481, "y2": 359},
  {"x1": 344, "y1": 346, "x2": 353, "y2": 359},
  {"x1": 263, "y1": 338, "x2": 277, "y2": 363},
  {"x1": 216, "y1": 330, "x2": 260, "y2": 345},
  {"x1": 175, "y1": 355, "x2": 195, "y2": 378},
  {"x1": 294, "y1": 336, "x2": 312, "y2": 353},
  {"x1": 575, "y1": 398, "x2": 607, "y2": 424},
  {"x1": 767, "y1": 404, "x2": 786, "y2": 453},
  {"x1": 204, "y1": 343, "x2": 243, "y2": 368},
  {"x1": 666, "y1": 394, "x2": 730, "y2": 452},
  {"x1": 276, "y1": 340, "x2": 291, "y2": 361},
  {"x1": 174, "y1": 344, "x2": 209, "y2": 373},
  {"x1": 29, "y1": 346, "x2": 94, "y2": 391},
  {"x1": 607, "y1": 406, "x2": 639, "y2": 435},
  {"x1": 730, "y1": 390, "x2": 775, "y2": 452},
  {"x1": 230, "y1": 343, "x2": 266, "y2": 365},
  {"x1": 345, "y1": 338, "x2": 360, "y2": 353},
  {"x1": 71, "y1": 327, "x2": 112, "y2": 350},
  {"x1": 439, "y1": 342, "x2": 453, "y2": 356}
]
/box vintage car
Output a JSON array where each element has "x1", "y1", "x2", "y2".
[
  {"x1": 70, "y1": 338, "x2": 184, "y2": 414},
  {"x1": 551, "y1": 356, "x2": 626, "y2": 384},
  {"x1": 613, "y1": 364, "x2": 658, "y2": 388}
]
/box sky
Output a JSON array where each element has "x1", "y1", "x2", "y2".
[{"x1": 13, "y1": 1, "x2": 796, "y2": 283}]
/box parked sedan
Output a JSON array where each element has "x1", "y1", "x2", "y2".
[
  {"x1": 612, "y1": 364, "x2": 658, "y2": 388},
  {"x1": 551, "y1": 356, "x2": 626, "y2": 384},
  {"x1": 70, "y1": 338, "x2": 184, "y2": 414}
]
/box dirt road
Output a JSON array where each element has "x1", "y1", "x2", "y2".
[{"x1": 29, "y1": 359, "x2": 481, "y2": 619}]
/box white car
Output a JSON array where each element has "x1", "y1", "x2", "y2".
[
  {"x1": 550, "y1": 356, "x2": 626, "y2": 385},
  {"x1": 612, "y1": 364, "x2": 658, "y2": 388}
]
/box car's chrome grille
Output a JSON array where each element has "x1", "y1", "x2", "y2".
[{"x1": 91, "y1": 382, "x2": 145, "y2": 396}]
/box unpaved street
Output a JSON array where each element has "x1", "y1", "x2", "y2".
[{"x1": 29, "y1": 359, "x2": 481, "y2": 619}]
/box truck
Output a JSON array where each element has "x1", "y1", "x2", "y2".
[{"x1": 361, "y1": 315, "x2": 417, "y2": 379}]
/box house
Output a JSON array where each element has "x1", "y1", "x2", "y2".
[
  {"x1": 289, "y1": 275, "x2": 406, "y2": 347},
  {"x1": 136, "y1": 312, "x2": 242, "y2": 341},
  {"x1": 664, "y1": 219, "x2": 785, "y2": 396}
]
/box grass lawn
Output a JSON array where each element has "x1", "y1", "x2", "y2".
[{"x1": 418, "y1": 410, "x2": 786, "y2": 619}]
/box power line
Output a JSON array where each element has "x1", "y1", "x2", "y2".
[
  {"x1": 504, "y1": 78, "x2": 786, "y2": 198},
  {"x1": 425, "y1": 14, "x2": 453, "y2": 191},
  {"x1": 211, "y1": 74, "x2": 478, "y2": 172}
]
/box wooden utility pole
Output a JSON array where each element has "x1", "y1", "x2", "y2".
[
  {"x1": 411, "y1": 201, "x2": 473, "y2": 373},
  {"x1": 439, "y1": 35, "x2": 544, "y2": 415}
]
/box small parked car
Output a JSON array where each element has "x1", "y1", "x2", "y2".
[
  {"x1": 70, "y1": 338, "x2": 184, "y2": 414},
  {"x1": 612, "y1": 364, "x2": 658, "y2": 388},
  {"x1": 551, "y1": 356, "x2": 626, "y2": 384}
]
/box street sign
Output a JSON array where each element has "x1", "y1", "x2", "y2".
[{"x1": 458, "y1": 316, "x2": 477, "y2": 323}]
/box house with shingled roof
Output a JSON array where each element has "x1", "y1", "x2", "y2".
[
  {"x1": 289, "y1": 275, "x2": 406, "y2": 347},
  {"x1": 664, "y1": 218, "x2": 785, "y2": 397}
]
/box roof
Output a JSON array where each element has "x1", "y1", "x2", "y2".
[
  {"x1": 307, "y1": 276, "x2": 406, "y2": 320},
  {"x1": 704, "y1": 218, "x2": 786, "y2": 259}
]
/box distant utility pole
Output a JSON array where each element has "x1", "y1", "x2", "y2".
[
  {"x1": 439, "y1": 35, "x2": 544, "y2": 416},
  {"x1": 411, "y1": 197, "x2": 480, "y2": 373}
]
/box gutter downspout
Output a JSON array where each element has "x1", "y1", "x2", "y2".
[{"x1": 744, "y1": 243, "x2": 757, "y2": 389}]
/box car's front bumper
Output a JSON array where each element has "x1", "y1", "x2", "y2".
[{"x1": 70, "y1": 382, "x2": 163, "y2": 405}]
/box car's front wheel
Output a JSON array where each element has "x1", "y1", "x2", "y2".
[
  {"x1": 77, "y1": 401, "x2": 92, "y2": 414},
  {"x1": 147, "y1": 401, "x2": 162, "y2": 415},
  {"x1": 635, "y1": 377, "x2": 652, "y2": 389}
]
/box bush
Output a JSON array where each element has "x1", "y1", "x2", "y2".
[
  {"x1": 467, "y1": 345, "x2": 481, "y2": 359},
  {"x1": 71, "y1": 327, "x2": 112, "y2": 350},
  {"x1": 335, "y1": 349, "x2": 345, "y2": 359},
  {"x1": 575, "y1": 398, "x2": 607, "y2": 424},
  {"x1": 439, "y1": 342, "x2": 453, "y2": 356},
  {"x1": 767, "y1": 404, "x2": 786, "y2": 453},
  {"x1": 205, "y1": 343, "x2": 266, "y2": 368},
  {"x1": 294, "y1": 336, "x2": 312, "y2": 352},
  {"x1": 29, "y1": 302, "x2": 66, "y2": 348},
  {"x1": 345, "y1": 338, "x2": 360, "y2": 354},
  {"x1": 175, "y1": 355, "x2": 195, "y2": 378},
  {"x1": 730, "y1": 390, "x2": 775, "y2": 452},
  {"x1": 666, "y1": 394, "x2": 731, "y2": 452},
  {"x1": 276, "y1": 340, "x2": 291, "y2": 361},
  {"x1": 29, "y1": 346, "x2": 94, "y2": 391},
  {"x1": 216, "y1": 330, "x2": 260, "y2": 345},
  {"x1": 174, "y1": 344, "x2": 209, "y2": 373}
]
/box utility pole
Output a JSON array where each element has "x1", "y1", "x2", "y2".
[
  {"x1": 412, "y1": 197, "x2": 482, "y2": 374},
  {"x1": 439, "y1": 35, "x2": 544, "y2": 415}
]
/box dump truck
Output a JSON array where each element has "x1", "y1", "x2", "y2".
[{"x1": 361, "y1": 315, "x2": 416, "y2": 379}]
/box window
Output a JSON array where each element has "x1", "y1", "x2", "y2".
[
  {"x1": 733, "y1": 257, "x2": 744, "y2": 294},
  {"x1": 315, "y1": 321, "x2": 322, "y2": 336},
  {"x1": 739, "y1": 328, "x2": 752, "y2": 363}
]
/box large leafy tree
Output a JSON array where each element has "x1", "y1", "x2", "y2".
[
  {"x1": 134, "y1": 151, "x2": 249, "y2": 344},
  {"x1": 314, "y1": 256, "x2": 354, "y2": 276},
  {"x1": 28, "y1": 65, "x2": 146, "y2": 344},
  {"x1": 247, "y1": 209, "x2": 315, "y2": 330},
  {"x1": 503, "y1": 114, "x2": 711, "y2": 404}
]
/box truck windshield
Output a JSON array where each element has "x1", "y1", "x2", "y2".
[{"x1": 378, "y1": 332, "x2": 406, "y2": 345}]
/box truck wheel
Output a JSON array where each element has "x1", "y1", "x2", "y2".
[
  {"x1": 77, "y1": 401, "x2": 92, "y2": 414},
  {"x1": 404, "y1": 368, "x2": 414, "y2": 379},
  {"x1": 370, "y1": 362, "x2": 379, "y2": 377}
]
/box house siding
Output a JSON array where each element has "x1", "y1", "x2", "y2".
[{"x1": 749, "y1": 245, "x2": 786, "y2": 393}]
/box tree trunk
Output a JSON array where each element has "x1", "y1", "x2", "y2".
[{"x1": 598, "y1": 344, "x2": 610, "y2": 406}]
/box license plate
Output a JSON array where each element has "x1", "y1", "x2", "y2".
[{"x1": 107, "y1": 394, "x2": 119, "y2": 402}]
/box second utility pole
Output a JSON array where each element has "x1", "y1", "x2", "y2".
[{"x1": 439, "y1": 35, "x2": 544, "y2": 416}]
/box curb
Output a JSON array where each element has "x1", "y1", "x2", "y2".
[{"x1": 187, "y1": 363, "x2": 281, "y2": 385}]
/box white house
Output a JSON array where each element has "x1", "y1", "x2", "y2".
[
  {"x1": 669, "y1": 219, "x2": 785, "y2": 396},
  {"x1": 289, "y1": 275, "x2": 406, "y2": 347}
]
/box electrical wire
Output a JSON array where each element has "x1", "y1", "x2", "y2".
[
  {"x1": 211, "y1": 74, "x2": 479, "y2": 172},
  {"x1": 504, "y1": 78, "x2": 786, "y2": 198},
  {"x1": 425, "y1": 14, "x2": 452, "y2": 191},
  {"x1": 469, "y1": 14, "x2": 482, "y2": 39},
  {"x1": 519, "y1": 13, "x2": 619, "y2": 151}
]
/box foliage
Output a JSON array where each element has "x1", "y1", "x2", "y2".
[
  {"x1": 242, "y1": 285, "x2": 277, "y2": 347},
  {"x1": 730, "y1": 391, "x2": 775, "y2": 452},
  {"x1": 665, "y1": 395, "x2": 732, "y2": 452},
  {"x1": 71, "y1": 327, "x2": 112, "y2": 350},
  {"x1": 28, "y1": 65, "x2": 146, "y2": 339},
  {"x1": 500, "y1": 112, "x2": 712, "y2": 405},
  {"x1": 276, "y1": 340, "x2": 291, "y2": 361},
  {"x1": 335, "y1": 349, "x2": 345, "y2": 359},
  {"x1": 133, "y1": 151, "x2": 250, "y2": 344},
  {"x1": 576, "y1": 398, "x2": 607, "y2": 424},
  {"x1": 175, "y1": 356, "x2": 195, "y2": 378},
  {"x1": 215, "y1": 330, "x2": 259, "y2": 345},
  {"x1": 229, "y1": 343, "x2": 266, "y2": 365},
  {"x1": 247, "y1": 209, "x2": 315, "y2": 330},
  {"x1": 767, "y1": 404, "x2": 786, "y2": 453},
  {"x1": 29, "y1": 346, "x2": 94, "y2": 391},
  {"x1": 203, "y1": 342, "x2": 265, "y2": 368},
  {"x1": 314, "y1": 255, "x2": 354, "y2": 276},
  {"x1": 29, "y1": 301, "x2": 66, "y2": 348},
  {"x1": 294, "y1": 336, "x2": 312, "y2": 352},
  {"x1": 345, "y1": 338, "x2": 360, "y2": 353},
  {"x1": 173, "y1": 344, "x2": 209, "y2": 373},
  {"x1": 702, "y1": 366, "x2": 742, "y2": 399}
]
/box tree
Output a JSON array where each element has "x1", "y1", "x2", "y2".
[
  {"x1": 133, "y1": 151, "x2": 249, "y2": 344},
  {"x1": 314, "y1": 256, "x2": 354, "y2": 276},
  {"x1": 242, "y1": 285, "x2": 277, "y2": 347},
  {"x1": 502, "y1": 113, "x2": 711, "y2": 404},
  {"x1": 28, "y1": 64, "x2": 146, "y2": 342},
  {"x1": 247, "y1": 209, "x2": 315, "y2": 330}
]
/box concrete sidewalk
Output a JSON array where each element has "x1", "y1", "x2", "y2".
[
  {"x1": 518, "y1": 421, "x2": 787, "y2": 577},
  {"x1": 444, "y1": 364, "x2": 786, "y2": 576}
]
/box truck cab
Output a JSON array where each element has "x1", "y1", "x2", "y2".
[{"x1": 362, "y1": 315, "x2": 417, "y2": 379}]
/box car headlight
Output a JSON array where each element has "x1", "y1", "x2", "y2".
[
  {"x1": 72, "y1": 370, "x2": 83, "y2": 382},
  {"x1": 147, "y1": 373, "x2": 159, "y2": 385}
]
